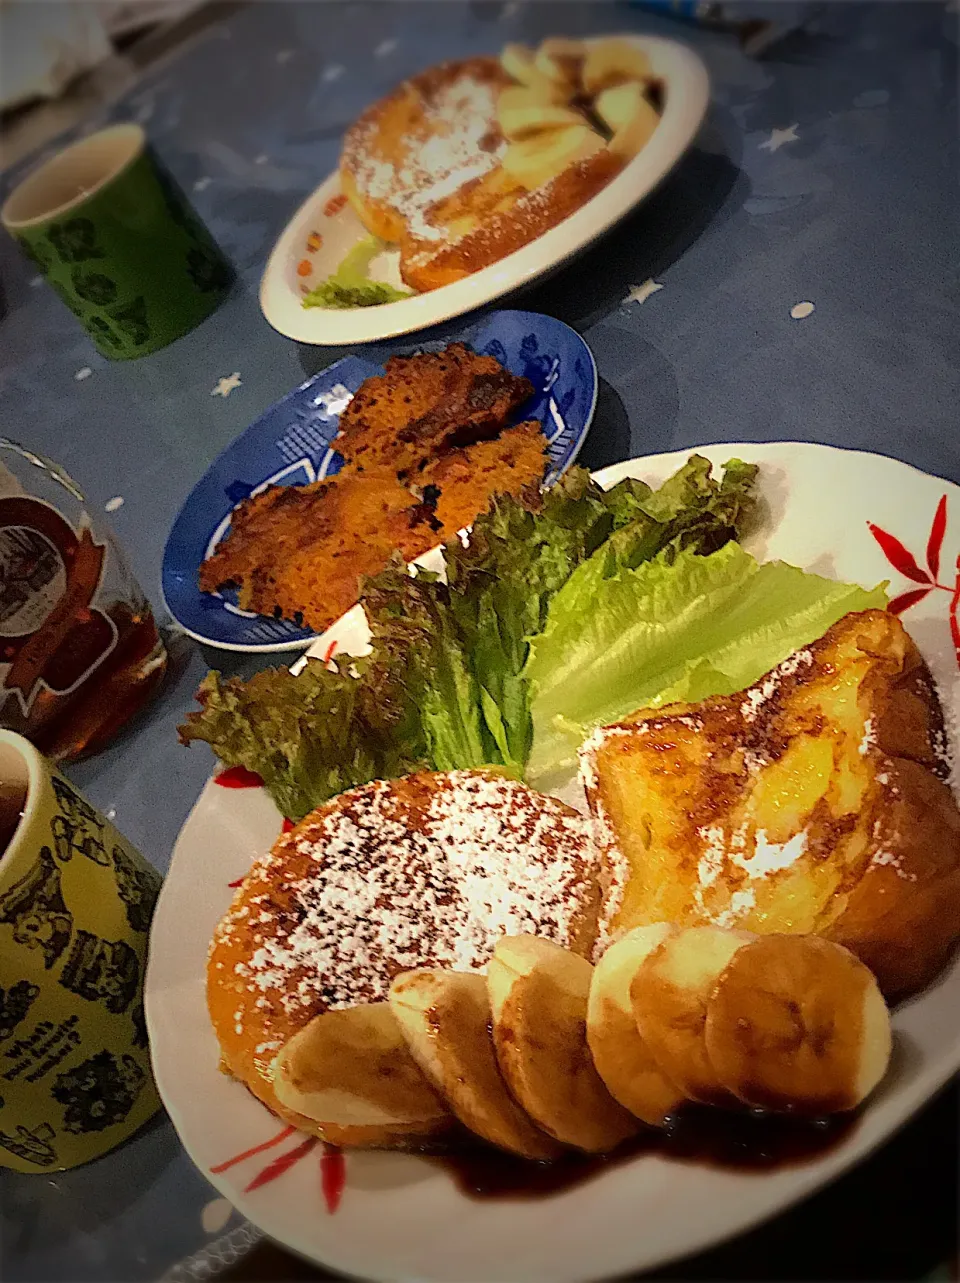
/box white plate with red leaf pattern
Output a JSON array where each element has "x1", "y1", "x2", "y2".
[{"x1": 146, "y1": 442, "x2": 960, "y2": 1283}]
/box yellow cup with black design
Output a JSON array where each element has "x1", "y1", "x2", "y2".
[{"x1": 0, "y1": 730, "x2": 160, "y2": 1172}]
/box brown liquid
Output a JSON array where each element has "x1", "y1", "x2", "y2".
[
  {"x1": 5, "y1": 602, "x2": 167, "y2": 762},
  {"x1": 426, "y1": 1105, "x2": 859, "y2": 1200},
  {"x1": 0, "y1": 783, "x2": 27, "y2": 854}
]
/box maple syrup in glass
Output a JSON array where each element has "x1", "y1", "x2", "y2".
[{"x1": 0, "y1": 441, "x2": 167, "y2": 762}]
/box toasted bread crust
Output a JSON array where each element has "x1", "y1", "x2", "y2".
[
  {"x1": 581, "y1": 610, "x2": 960, "y2": 997},
  {"x1": 208, "y1": 770, "x2": 600, "y2": 1144}
]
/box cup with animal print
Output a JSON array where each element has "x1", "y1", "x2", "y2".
[{"x1": 0, "y1": 730, "x2": 160, "y2": 1171}]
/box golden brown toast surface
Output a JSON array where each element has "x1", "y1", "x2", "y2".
[
  {"x1": 340, "y1": 57, "x2": 510, "y2": 251},
  {"x1": 581, "y1": 610, "x2": 960, "y2": 997},
  {"x1": 208, "y1": 770, "x2": 600, "y2": 1140},
  {"x1": 339, "y1": 54, "x2": 628, "y2": 291}
]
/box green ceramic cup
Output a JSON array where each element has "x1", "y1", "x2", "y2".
[{"x1": 1, "y1": 123, "x2": 233, "y2": 359}]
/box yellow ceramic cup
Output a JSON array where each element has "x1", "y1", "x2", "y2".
[{"x1": 0, "y1": 730, "x2": 160, "y2": 1172}]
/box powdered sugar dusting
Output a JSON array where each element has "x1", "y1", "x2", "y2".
[
  {"x1": 740, "y1": 649, "x2": 814, "y2": 722},
  {"x1": 692, "y1": 823, "x2": 807, "y2": 923},
  {"x1": 217, "y1": 772, "x2": 596, "y2": 1023},
  {"x1": 345, "y1": 70, "x2": 506, "y2": 244}
]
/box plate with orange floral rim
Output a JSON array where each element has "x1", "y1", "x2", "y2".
[
  {"x1": 147, "y1": 442, "x2": 960, "y2": 1282},
  {"x1": 259, "y1": 35, "x2": 709, "y2": 346}
]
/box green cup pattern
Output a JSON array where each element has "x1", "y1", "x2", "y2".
[{"x1": 12, "y1": 146, "x2": 232, "y2": 360}]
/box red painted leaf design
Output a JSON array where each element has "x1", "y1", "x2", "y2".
[
  {"x1": 867, "y1": 523, "x2": 930, "y2": 584},
  {"x1": 888, "y1": 587, "x2": 932, "y2": 615},
  {"x1": 211, "y1": 1125, "x2": 296, "y2": 1174},
  {"x1": 321, "y1": 1144, "x2": 346, "y2": 1213},
  {"x1": 927, "y1": 496, "x2": 948, "y2": 580},
  {"x1": 214, "y1": 765, "x2": 265, "y2": 789},
  {"x1": 281, "y1": 817, "x2": 295, "y2": 834},
  {"x1": 950, "y1": 573, "x2": 960, "y2": 669},
  {"x1": 323, "y1": 639, "x2": 338, "y2": 665},
  {"x1": 227, "y1": 876, "x2": 244, "y2": 888},
  {"x1": 244, "y1": 1137, "x2": 318, "y2": 1192}
]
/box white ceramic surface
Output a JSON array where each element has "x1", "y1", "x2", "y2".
[
  {"x1": 259, "y1": 35, "x2": 710, "y2": 345},
  {"x1": 147, "y1": 443, "x2": 960, "y2": 1283}
]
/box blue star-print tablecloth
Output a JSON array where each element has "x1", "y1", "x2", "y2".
[{"x1": 0, "y1": 2, "x2": 957, "y2": 1279}]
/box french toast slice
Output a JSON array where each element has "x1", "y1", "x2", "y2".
[{"x1": 581, "y1": 609, "x2": 960, "y2": 998}]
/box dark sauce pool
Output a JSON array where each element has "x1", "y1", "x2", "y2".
[{"x1": 423, "y1": 1106, "x2": 860, "y2": 1200}]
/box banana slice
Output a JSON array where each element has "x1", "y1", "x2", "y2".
[
  {"x1": 603, "y1": 84, "x2": 661, "y2": 162},
  {"x1": 389, "y1": 969, "x2": 563, "y2": 1160},
  {"x1": 273, "y1": 1002, "x2": 451, "y2": 1139},
  {"x1": 587, "y1": 925, "x2": 687, "y2": 1126},
  {"x1": 582, "y1": 38, "x2": 653, "y2": 97},
  {"x1": 488, "y1": 934, "x2": 638, "y2": 1152},
  {"x1": 497, "y1": 87, "x2": 587, "y2": 142},
  {"x1": 705, "y1": 935, "x2": 892, "y2": 1114},
  {"x1": 500, "y1": 43, "x2": 568, "y2": 102},
  {"x1": 501, "y1": 125, "x2": 605, "y2": 192},
  {"x1": 630, "y1": 925, "x2": 753, "y2": 1106},
  {"x1": 533, "y1": 38, "x2": 585, "y2": 91}
]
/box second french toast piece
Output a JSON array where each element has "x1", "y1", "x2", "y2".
[
  {"x1": 335, "y1": 343, "x2": 534, "y2": 477},
  {"x1": 581, "y1": 609, "x2": 960, "y2": 998}
]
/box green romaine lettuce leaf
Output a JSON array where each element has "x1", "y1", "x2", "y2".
[
  {"x1": 525, "y1": 540, "x2": 888, "y2": 788},
  {"x1": 301, "y1": 236, "x2": 412, "y2": 309}
]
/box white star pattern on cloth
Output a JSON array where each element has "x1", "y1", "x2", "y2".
[
  {"x1": 375, "y1": 38, "x2": 397, "y2": 57},
  {"x1": 212, "y1": 373, "x2": 242, "y2": 397},
  {"x1": 626, "y1": 280, "x2": 664, "y2": 306},
  {"x1": 759, "y1": 123, "x2": 799, "y2": 152},
  {"x1": 791, "y1": 301, "x2": 815, "y2": 319},
  {"x1": 105, "y1": 496, "x2": 124, "y2": 512},
  {"x1": 29, "y1": 276, "x2": 43, "y2": 288},
  {"x1": 74, "y1": 367, "x2": 92, "y2": 382},
  {"x1": 194, "y1": 176, "x2": 212, "y2": 192},
  {"x1": 323, "y1": 64, "x2": 344, "y2": 82},
  {"x1": 255, "y1": 154, "x2": 268, "y2": 165}
]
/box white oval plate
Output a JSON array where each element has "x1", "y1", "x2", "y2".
[
  {"x1": 147, "y1": 443, "x2": 960, "y2": 1283},
  {"x1": 259, "y1": 35, "x2": 709, "y2": 346}
]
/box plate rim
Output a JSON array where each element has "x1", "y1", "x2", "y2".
[
  {"x1": 258, "y1": 33, "x2": 710, "y2": 346},
  {"x1": 148, "y1": 439, "x2": 960, "y2": 1282},
  {"x1": 160, "y1": 309, "x2": 598, "y2": 653}
]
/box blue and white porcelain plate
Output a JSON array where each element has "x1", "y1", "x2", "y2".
[{"x1": 161, "y1": 310, "x2": 598, "y2": 652}]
